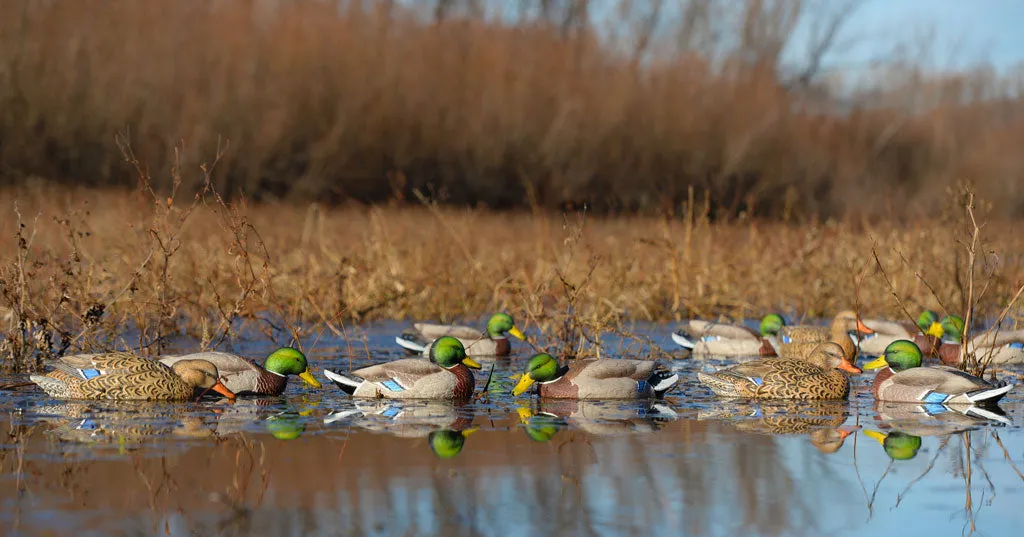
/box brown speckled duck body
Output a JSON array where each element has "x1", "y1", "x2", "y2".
[
  {"x1": 698, "y1": 342, "x2": 859, "y2": 400},
  {"x1": 29, "y1": 353, "x2": 235, "y2": 402},
  {"x1": 772, "y1": 310, "x2": 872, "y2": 365}
]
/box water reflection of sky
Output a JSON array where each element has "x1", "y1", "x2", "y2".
[{"x1": 1, "y1": 323, "x2": 1022, "y2": 537}]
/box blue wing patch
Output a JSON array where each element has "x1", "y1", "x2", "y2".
[
  {"x1": 381, "y1": 405, "x2": 403, "y2": 418},
  {"x1": 781, "y1": 335, "x2": 792, "y2": 344},
  {"x1": 922, "y1": 403, "x2": 948, "y2": 415},
  {"x1": 78, "y1": 368, "x2": 103, "y2": 380},
  {"x1": 750, "y1": 377, "x2": 764, "y2": 386},
  {"x1": 922, "y1": 391, "x2": 949, "y2": 404},
  {"x1": 1009, "y1": 342, "x2": 1024, "y2": 349},
  {"x1": 77, "y1": 419, "x2": 99, "y2": 431},
  {"x1": 380, "y1": 379, "x2": 405, "y2": 392},
  {"x1": 636, "y1": 380, "x2": 649, "y2": 394},
  {"x1": 701, "y1": 335, "x2": 720, "y2": 342}
]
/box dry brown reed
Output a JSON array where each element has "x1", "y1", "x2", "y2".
[
  {"x1": 2, "y1": 0, "x2": 1024, "y2": 218},
  {"x1": 4, "y1": 178, "x2": 1024, "y2": 371}
]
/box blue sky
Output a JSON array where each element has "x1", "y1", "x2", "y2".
[{"x1": 808, "y1": 0, "x2": 1024, "y2": 70}]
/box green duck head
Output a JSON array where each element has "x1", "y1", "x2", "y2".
[
  {"x1": 863, "y1": 339, "x2": 923, "y2": 372},
  {"x1": 759, "y1": 314, "x2": 786, "y2": 337},
  {"x1": 511, "y1": 353, "x2": 561, "y2": 396},
  {"x1": 427, "y1": 428, "x2": 477, "y2": 459},
  {"x1": 265, "y1": 413, "x2": 306, "y2": 441},
  {"x1": 486, "y1": 313, "x2": 525, "y2": 340},
  {"x1": 863, "y1": 430, "x2": 923, "y2": 460},
  {"x1": 940, "y1": 315, "x2": 965, "y2": 342},
  {"x1": 264, "y1": 347, "x2": 322, "y2": 388},
  {"x1": 429, "y1": 336, "x2": 482, "y2": 369},
  {"x1": 918, "y1": 310, "x2": 942, "y2": 336}
]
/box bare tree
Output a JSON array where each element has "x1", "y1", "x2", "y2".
[{"x1": 790, "y1": 0, "x2": 862, "y2": 88}]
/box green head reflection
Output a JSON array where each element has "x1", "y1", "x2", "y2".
[
  {"x1": 864, "y1": 430, "x2": 922, "y2": 460},
  {"x1": 266, "y1": 413, "x2": 306, "y2": 441},
  {"x1": 428, "y1": 428, "x2": 477, "y2": 459}
]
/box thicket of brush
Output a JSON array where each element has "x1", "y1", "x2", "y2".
[
  {"x1": 2, "y1": 168, "x2": 1023, "y2": 372},
  {"x1": 2, "y1": 0, "x2": 1024, "y2": 217}
]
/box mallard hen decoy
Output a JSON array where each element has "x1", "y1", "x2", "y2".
[
  {"x1": 769, "y1": 310, "x2": 873, "y2": 365},
  {"x1": 671, "y1": 313, "x2": 785, "y2": 357},
  {"x1": 862, "y1": 340, "x2": 1013, "y2": 405},
  {"x1": 395, "y1": 312, "x2": 525, "y2": 357},
  {"x1": 698, "y1": 342, "x2": 860, "y2": 400},
  {"x1": 324, "y1": 336, "x2": 481, "y2": 400},
  {"x1": 29, "y1": 353, "x2": 236, "y2": 402},
  {"x1": 510, "y1": 353, "x2": 678, "y2": 399},
  {"x1": 159, "y1": 347, "x2": 320, "y2": 396}
]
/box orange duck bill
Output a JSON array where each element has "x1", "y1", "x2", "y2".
[
  {"x1": 209, "y1": 380, "x2": 237, "y2": 401},
  {"x1": 837, "y1": 360, "x2": 862, "y2": 374}
]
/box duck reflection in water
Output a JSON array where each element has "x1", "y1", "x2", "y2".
[
  {"x1": 516, "y1": 399, "x2": 679, "y2": 441},
  {"x1": 698, "y1": 401, "x2": 860, "y2": 454},
  {"x1": 324, "y1": 400, "x2": 477, "y2": 459}
]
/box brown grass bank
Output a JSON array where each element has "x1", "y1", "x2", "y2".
[
  {"x1": 2, "y1": 182, "x2": 1023, "y2": 371},
  {"x1": 1, "y1": 0, "x2": 1024, "y2": 217}
]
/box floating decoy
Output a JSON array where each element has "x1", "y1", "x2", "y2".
[
  {"x1": 510, "y1": 353, "x2": 678, "y2": 399},
  {"x1": 671, "y1": 313, "x2": 785, "y2": 357},
  {"x1": 856, "y1": 310, "x2": 943, "y2": 357},
  {"x1": 29, "y1": 352, "x2": 236, "y2": 402},
  {"x1": 698, "y1": 342, "x2": 860, "y2": 400},
  {"x1": 159, "y1": 347, "x2": 320, "y2": 396},
  {"x1": 769, "y1": 310, "x2": 873, "y2": 364},
  {"x1": 324, "y1": 336, "x2": 481, "y2": 400},
  {"x1": 862, "y1": 340, "x2": 1013, "y2": 405},
  {"x1": 395, "y1": 312, "x2": 526, "y2": 356}
]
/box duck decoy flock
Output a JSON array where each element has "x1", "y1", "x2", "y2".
[{"x1": 13, "y1": 308, "x2": 1021, "y2": 441}]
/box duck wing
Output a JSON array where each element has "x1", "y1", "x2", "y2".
[
  {"x1": 571, "y1": 359, "x2": 656, "y2": 381},
  {"x1": 891, "y1": 366, "x2": 993, "y2": 394},
  {"x1": 414, "y1": 323, "x2": 484, "y2": 340},
  {"x1": 352, "y1": 358, "x2": 444, "y2": 387}
]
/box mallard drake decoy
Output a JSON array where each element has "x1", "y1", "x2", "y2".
[
  {"x1": 930, "y1": 315, "x2": 1024, "y2": 366},
  {"x1": 697, "y1": 342, "x2": 861, "y2": 400},
  {"x1": 510, "y1": 354, "x2": 678, "y2": 399},
  {"x1": 395, "y1": 312, "x2": 525, "y2": 357},
  {"x1": 159, "y1": 347, "x2": 320, "y2": 396},
  {"x1": 671, "y1": 313, "x2": 784, "y2": 357},
  {"x1": 856, "y1": 310, "x2": 944, "y2": 357},
  {"x1": 862, "y1": 340, "x2": 1013, "y2": 405},
  {"x1": 29, "y1": 353, "x2": 236, "y2": 402},
  {"x1": 323, "y1": 336, "x2": 481, "y2": 400},
  {"x1": 769, "y1": 310, "x2": 873, "y2": 365}
]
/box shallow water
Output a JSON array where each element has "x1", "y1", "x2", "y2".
[{"x1": 1, "y1": 323, "x2": 1022, "y2": 537}]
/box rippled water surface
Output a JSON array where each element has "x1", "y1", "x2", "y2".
[{"x1": 2, "y1": 322, "x2": 1023, "y2": 536}]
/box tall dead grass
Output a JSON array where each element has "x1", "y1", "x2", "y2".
[
  {"x1": 3, "y1": 180, "x2": 1024, "y2": 371},
  {"x1": 1, "y1": 0, "x2": 1023, "y2": 217}
]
